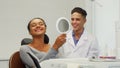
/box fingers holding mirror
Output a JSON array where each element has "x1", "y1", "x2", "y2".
[{"x1": 53, "y1": 34, "x2": 66, "y2": 51}]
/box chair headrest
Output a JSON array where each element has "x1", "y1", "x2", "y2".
[
  {"x1": 21, "y1": 38, "x2": 32, "y2": 45},
  {"x1": 21, "y1": 34, "x2": 49, "y2": 45}
]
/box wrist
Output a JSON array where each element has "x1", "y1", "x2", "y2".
[{"x1": 53, "y1": 44, "x2": 59, "y2": 51}]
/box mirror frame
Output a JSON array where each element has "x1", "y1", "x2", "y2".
[{"x1": 56, "y1": 17, "x2": 70, "y2": 33}]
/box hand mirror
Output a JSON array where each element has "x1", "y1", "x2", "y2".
[{"x1": 56, "y1": 17, "x2": 70, "y2": 33}]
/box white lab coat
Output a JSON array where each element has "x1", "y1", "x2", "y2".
[{"x1": 57, "y1": 29, "x2": 99, "y2": 58}]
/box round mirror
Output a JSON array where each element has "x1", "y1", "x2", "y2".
[{"x1": 56, "y1": 17, "x2": 70, "y2": 33}]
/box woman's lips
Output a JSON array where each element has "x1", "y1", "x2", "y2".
[{"x1": 35, "y1": 28, "x2": 43, "y2": 32}]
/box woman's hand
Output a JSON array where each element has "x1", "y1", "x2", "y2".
[{"x1": 53, "y1": 34, "x2": 66, "y2": 51}]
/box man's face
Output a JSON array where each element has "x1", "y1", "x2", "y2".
[{"x1": 71, "y1": 12, "x2": 86, "y2": 31}]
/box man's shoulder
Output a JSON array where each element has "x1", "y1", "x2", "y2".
[{"x1": 83, "y1": 30, "x2": 97, "y2": 40}]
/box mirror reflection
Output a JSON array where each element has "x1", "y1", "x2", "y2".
[{"x1": 56, "y1": 17, "x2": 70, "y2": 33}]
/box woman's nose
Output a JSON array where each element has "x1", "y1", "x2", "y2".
[{"x1": 36, "y1": 24, "x2": 41, "y2": 28}]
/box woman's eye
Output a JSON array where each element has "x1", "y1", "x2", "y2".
[
  {"x1": 31, "y1": 24, "x2": 36, "y2": 27},
  {"x1": 76, "y1": 18, "x2": 80, "y2": 21},
  {"x1": 40, "y1": 23, "x2": 44, "y2": 26}
]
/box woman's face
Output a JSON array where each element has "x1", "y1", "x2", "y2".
[{"x1": 29, "y1": 19, "x2": 46, "y2": 36}]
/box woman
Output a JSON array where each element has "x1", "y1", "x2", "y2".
[{"x1": 20, "y1": 17, "x2": 66, "y2": 68}]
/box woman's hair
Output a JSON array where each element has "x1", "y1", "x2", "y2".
[{"x1": 27, "y1": 17, "x2": 47, "y2": 32}]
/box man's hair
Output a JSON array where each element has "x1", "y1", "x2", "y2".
[{"x1": 71, "y1": 7, "x2": 87, "y2": 18}]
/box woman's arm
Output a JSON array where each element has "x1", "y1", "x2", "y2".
[
  {"x1": 19, "y1": 46, "x2": 36, "y2": 68},
  {"x1": 39, "y1": 47, "x2": 58, "y2": 62}
]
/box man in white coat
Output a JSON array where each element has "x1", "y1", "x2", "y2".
[{"x1": 56, "y1": 7, "x2": 99, "y2": 58}]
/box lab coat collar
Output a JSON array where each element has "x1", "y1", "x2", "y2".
[
  {"x1": 76, "y1": 29, "x2": 88, "y2": 46},
  {"x1": 67, "y1": 29, "x2": 88, "y2": 48}
]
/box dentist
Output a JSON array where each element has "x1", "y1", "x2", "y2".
[{"x1": 57, "y1": 7, "x2": 99, "y2": 58}]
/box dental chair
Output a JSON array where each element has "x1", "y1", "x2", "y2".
[
  {"x1": 9, "y1": 51, "x2": 26, "y2": 68},
  {"x1": 9, "y1": 51, "x2": 41, "y2": 68},
  {"x1": 9, "y1": 34, "x2": 49, "y2": 68},
  {"x1": 21, "y1": 34, "x2": 49, "y2": 45}
]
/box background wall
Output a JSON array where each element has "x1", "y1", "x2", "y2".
[
  {"x1": 116, "y1": 0, "x2": 120, "y2": 58},
  {"x1": 91, "y1": 0, "x2": 120, "y2": 57},
  {"x1": 0, "y1": 0, "x2": 87, "y2": 60}
]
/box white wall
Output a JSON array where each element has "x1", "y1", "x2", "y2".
[
  {"x1": 92, "y1": 0, "x2": 119, "y2": 57},
  {"x1": 84, "y1": 0, "x2": 93, "y2": 34},
  {"x1": 0, "y1": 60, "x2": 8, "y2": 68},
  {"x1": 116, "y1": 0, "x2": 120, "y2": 58}
]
